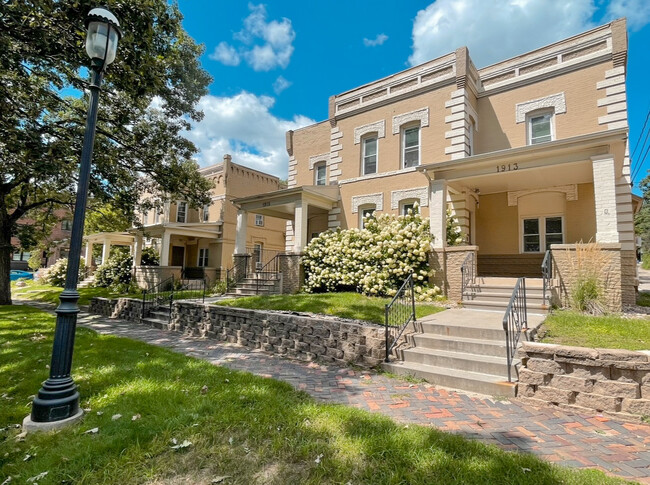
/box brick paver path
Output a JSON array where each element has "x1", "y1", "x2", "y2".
[{"x1": 17, "y1": 302, "x2": 650, "y2": 483}]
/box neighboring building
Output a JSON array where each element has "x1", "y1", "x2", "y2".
[
  {"x1": 234, "y1": 19, "x2": 638, "y2": 309},
  {"x1": 85, "y1": 155, "x2": 286, "y2": 285},
  {"x1": 11, "y1": 209, "x2": 73, "y2": 270}
]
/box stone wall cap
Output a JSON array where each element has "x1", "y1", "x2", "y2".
[
  {"x1": 597, "y1": 348, "x2": 649, "y2": 362},
  {"x1": 551, "y1": 243, "x2": 622, "y2": 250},
  {"x1": 443, "y1": 245, "x2": 479, "y2": 252}
]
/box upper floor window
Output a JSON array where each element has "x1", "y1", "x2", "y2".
[
  {"x1": 61, "y1": 219, "x2": 72, "y2": 231},
  {"x1": 362, "y1": 136, "x2": 377, "y2": 175},
  {"x1": 154, "y1": 210, "x2": 161, "y2": 224},
  {"x1": 402, "y1": 126, "x2": 420, "y2": 168},
  {"x1": 468, "y1": 117, "x2": 476, "y2": 156},
  {"x1": 315, "y1": 162, "x2": 327, "y2": 186},
  {"x1": 255, "y1": 214, "x2": 264, "y2": 227},
  {"x1": 202, "y1": 204, "x2": 210, "y2": 222},
  {"x1": 198, "y1": 248, "x2": 209, "y2": 267},
  {"x1": 359, "y1": 205, "x2": 376, "y2": 229},
  {"x1": 528, "y1": 112, "x2": 553, "y2": 145},
  {"x1": 176, "y1": 201, "x2": 187, "y2": 223}
]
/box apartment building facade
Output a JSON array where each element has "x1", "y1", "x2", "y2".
[{"x1": 234, "y1": 19, "x2": 637, "y2": 308}]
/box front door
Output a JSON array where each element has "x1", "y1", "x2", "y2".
[{"x1": 171, "y1": 246, "x2": 185, "y2": 266}]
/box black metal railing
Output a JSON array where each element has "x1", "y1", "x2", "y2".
[
  {"x1": 503, "y1": 277, "x2": 527, "y2": 382},
  {"x1": 246, "y1": 246, "x2": 281, "y2": 272},
  {"x1": 541, "y1": 250, "x2": 552, "y2": 306},
  {"x1": 254, "y1": 254, "x2": 280, "y2": 295},
  {"x1": 460, "y1": 251, "x2": 476, "y2": 301},
  {"x1": 182, "y1": 266, "x2": 205, "y2": 280},
  {"x1": 176, "y1": 276, "x2": 210, "y2": 303},
  {"x1": 384, "y1": 273, "x2": 416, "y2": 362},
  {"x1": 141, "y1": 275, "x2": 175, "y2": 321},
  {"x1": 226, "y1": 255, "x2": 250, "y2": 293}
]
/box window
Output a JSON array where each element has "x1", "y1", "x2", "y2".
[
  {"x1": 359, "y1": 206, "x2": 376, "y2": 229},
  {"x1": 12, "y1": 251, "x2": 30, "y2": 261},
  {"x1": 198, "y1": 248, "x2": 209, "y2": 267},
  {"x1": 362, "y1": 136, "x2": 377, "y2": 175},
  {"x1": 315, "y1": 162, "x2": 327, "y2": 186},
  {"x1": 253, "y1": 243, "x2": 263, "y2": 265},
  {"x1": 528, "y1": 112, "x2": 553, "y2": 145},
  {"x1": 468, "y1": 117, "x2": 475, "y2": 156},
  {"x1": 522, "y1": 216, "x2": 563, "y2": 253},
  {"x1": 154, "y1": 210, "x2": 160, "y2": 224},
  {"x1": 202, "y1": 204, "x2": 210, "y2": 222},
  {"x1": 255, "y1": 214, "x2": 264, "y2": 227},
  {"x1": 401, "y1": 202, "x2": 415, "y2": 216},
  {"x1": 176, "y1": 201, "x2": 187, "y2": 223},
  {"x1": 61, "y1": 219, "x2": 72, "y2": 231},
  {"x1": 402, "y1": 126, "x2": 420, "y2": 168}
]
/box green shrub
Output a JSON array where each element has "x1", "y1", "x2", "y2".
[
  {"x1": 41, "y1": 258, "x2": 86, "y2": 287},
  {"x1": 642, "y1": 253, "x2": 650, "y2": 270},
  {"x1": 94, "y1": 252, "x2": 133, "y2": 292},
  {"x1": 141, "y1": 246, "x2": 160, "y2": 266}
]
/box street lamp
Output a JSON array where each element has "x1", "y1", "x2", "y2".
[{"x1": 25, "y1": 8, "x2": 122, "y2": 430}]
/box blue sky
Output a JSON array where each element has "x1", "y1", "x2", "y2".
[{"x1": 176, "y1": 0, "x2": 650, "y2": 192}]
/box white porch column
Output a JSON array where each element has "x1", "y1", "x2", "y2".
[
  {"x1": 235, "y1": 209, "x2": 248, "y2": 254},
  {"x1": 84, "y1": 242, "x2": 94, "y2": 266},
  {"x1": 293, "y1": 200, "x2": 309, "y2": 252},
  {"x1": 101, "y1": 239, "x2": 111, "y2": 265},
  {"x1": 133, "y1": 235, "x2": 143, "y2": 267},
  {"x1": 160, "y1": 231, "x2": 171, "y2": 266},
  {"x1": 429, "y1": 179, "x2": 448, "y2": 249},
  {"x1": 591, "y1": 154, "x2": 619, "y2": 243}
]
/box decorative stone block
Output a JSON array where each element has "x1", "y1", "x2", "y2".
[
  {"x1": 621, "y1": 398, "x2": 650, "y2": 416},
  {"x1": 575, "y1": 393, "x2": 621, "y2": 413},
  {"x1": 592, "y1": 380, "x2": 640, "y2": 399},
  {"x1": 532, "y1": 386, "x2": 575, "y2": 405},
  {"x1": 518, "y1": 369, "x2": 549, "y2": 386},
  {"x1": 527, "y1": 358, "x2": 566, "y2": 375},
  {"x1": 549, "y1": 375, "x2": 594, "y2": 393}
]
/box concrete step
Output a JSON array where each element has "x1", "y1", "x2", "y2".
[
  {"x1": 141, "y1": 317, "x2": 171, "y2": 330},
  {"x1": 463, "y1": 291, "x2": 547, "y2": 305},
  {"x1": 411, "y1": 333, "x2": 507, "y2": 358},
  {"x1": 382, "y1": 361, "x2": 516, "y2": 397},
  {"x1": 461, "y1": 299, "x2": 548, "y2": 314},
  {"x1": 476, "y1": 277, "x2": 545, "y2": 287},
  {"x1": 238, "y1": 281, "x2": 280, "y2": 290},
  {"x1": 401, "y1": 347, "x2": 513, "y2": 376},
  {"x1": 233, "y1": 287, "x2": 279, "y2": 296},
  {"x1": 419, "y1": 319, "x2": 507, "y2": 341}
]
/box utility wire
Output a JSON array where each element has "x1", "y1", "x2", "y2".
[
  {"x1": 634, "y1": 142, "x2": 650, "y2": 186},
  {"x1": 632, "y1": 109, "x2": 650, "y2": 160},
  {"x1": 631, "y1": 124, "x2": 650, "y2": 182}
]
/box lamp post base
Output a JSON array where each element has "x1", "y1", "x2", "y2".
[{"x1": 22, "y1": 408, "x2": 84, "y2": 433}]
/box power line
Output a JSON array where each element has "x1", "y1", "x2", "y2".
[
  {"x1": 631, "y1": 121, "x2": 650, "y2": 182},
  {"x1": 632, "y1": 109, "x2": 650, "y2": 160},
  {"x1": 633, "y1": 142, "x2": 650, "y2": 185}
]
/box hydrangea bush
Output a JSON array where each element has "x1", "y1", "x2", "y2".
[
  {"x1": 446, "y1": 208, "x2": 464, "y2": 246},
  {"x1": 302, "y1": 206, "x2": 441, "y2": 301},
  {"x1": 94, "y1": 252, "x2": 134, "y2": 292},
  {"x1": 41, "y1": 257, "x2": 86, "y2": 287}
]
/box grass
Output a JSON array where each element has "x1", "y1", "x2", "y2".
[
  {"x1": 541, "y1": 310, "x2": 650, "y2": 350},
  {"x1": 637, "y1": 292, "x2": 650, "y2": 308},
  {"x1": 216, "y1": 292, "x2": 445, "y2": 324},
  {"x1": 11, "y1": 281, "x2": 137, "y2": 306},
  {"x1": 0, "y1": 305, "x2": 625, "y2": 485}
]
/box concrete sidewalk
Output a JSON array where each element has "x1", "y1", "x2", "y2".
[{"x1": 15, "y1": 301, "x2": 650, "y2": 483}]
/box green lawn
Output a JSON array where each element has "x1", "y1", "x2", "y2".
[
  {"x1": 637, "y1": 292, "x2": 650, "y2": 308},
  {"x1": 11, "y1": 281, "x2": 136, "y2": 306},
  {"x1": 217, "y1": 292, "x2": 445, "y2": 324},
  {"x1": 541, "y1": 310, "x2": 650, "y2": 350},
  {"x1": 0, "y1": 305, "x2": 623, "y2": 484}
]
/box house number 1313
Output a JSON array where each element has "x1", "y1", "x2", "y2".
[{"x1": 496, "y1": 163, "x2": 519, "y2": 173}]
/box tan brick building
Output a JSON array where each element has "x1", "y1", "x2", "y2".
[{"x1": 234, "y1": 19, "x2": 639, "y2": 309}]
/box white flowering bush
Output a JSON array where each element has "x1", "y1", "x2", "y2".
[
  {"x1": 446, "y1": 208, "x2": 464, "y2": 246},
  {"x1": 41, "y1": 258, "x2": 86, "y2": 287},
  {"x1": 302, "y1": 205, "x2": 440, "y2": 300}
]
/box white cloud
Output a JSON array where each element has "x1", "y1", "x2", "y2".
[
  {"x1": 606, "y1": 0, "x2": 650, "y2": 31},
  {"x1": 213, "y1": 4, "x2": 295, "y2": 71},
  {"x1": 409, "y1": 0, "x2": 599, "y2": 68},
  {"x1": 186, "y1": 92, "x2": 314, "y2": 177},
  {"x1": 209, "y1": 41, "x2": 240, "y2": 66},
  {"x1": 273, "y1": 76, "x2": 292, "y2": 94},
  {"x1": 363, "y1": 33, "x2": 389, "y2": 47}
]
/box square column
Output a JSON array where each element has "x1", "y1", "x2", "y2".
[
  {"x1": 160, "y1": 232, "x2": 171, "y2": 266},
  {"x1": 429, "y1": 179, "x2": 447, "y2": 249},
  {"x1": 591, "y1": 154, "x2": 619, "y2": 243},
  {"x1": 133, "y1": 235, "x2": 143, "y2": 267},
  {"x1": 101, "y1": 240, "x2": 111, "y2": 265},
  {"x1": 293, "y1": 200, "x2": 308, "y2": 252},
  {"x1": 235, "y1": 209, "x2": 248, "y2": 254},
  {"x1": 84, "y1": 242, "x2": 94, "y2": 267}
]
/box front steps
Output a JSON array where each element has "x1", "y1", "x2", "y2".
[
  {"x1": 462, "y1": 277, "x2": 549, "y2": 315},
  {"x1": 78, "y1": 275, "x2": 95, "y2": 288},
  {"x1": 141, "y1": 307, "x2": 172, "y2": 329},
  {"x1": 383, "y1": 309, "x2": 521, "y2": 396},
  {"x1": 224, "y1": 272, "x2": 281, "y2": 298}
]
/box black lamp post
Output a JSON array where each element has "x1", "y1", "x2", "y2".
[{"x1": 27, "y1": 8, "x2": 122, "y2": 428}]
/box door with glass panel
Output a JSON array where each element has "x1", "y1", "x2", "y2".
[{"x1": 522, "y1": 216, "x2": 563, "y2": 252}]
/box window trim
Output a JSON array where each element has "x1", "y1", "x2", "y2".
[
  {"x1": 401, "y1": 124, "x2": 420, "y2": 168},
  {"x1": 361, "y1": 135, "x2": 378, "y2": 175},
  {"x1": 198, "y1": 248, "x2": 209, "y2": 267},
  {"x1": 520, "y1": 215, "x2": 564, "y2": 253},
  {"x1": 399, "y1": 198, "x2": 418, "y2": 216},
  {"x1": 255, "y1": 214, "x2": 264, "y2": 227},
  {"x1": 314, "y1": 162, "x2": 327, "y2": 186},
  {"x1": 61, "y1": 219, "x2": 72, "y2": 231},
  {"x1": 202, "y1": 204, "x2": 210, "y2": 222},
  {"x1": 468, "y1": 117, "x2": 475, "y2": 156},
  {"x1": 176, "y1": 201, "x2": 187, "y2": 223},
  {"x1": 526, "y1": 110, "x2": 555, "y2": 145},
  {"x1": 358, "y1": 204, "x2": 376, "y2": 229}
]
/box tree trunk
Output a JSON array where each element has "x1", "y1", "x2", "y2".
[{"x1": 0, "y1": 225, "x2": 12, "y2": 305}]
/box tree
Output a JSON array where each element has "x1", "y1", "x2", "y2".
[
  {"x1": 0, "y1": 1, "x2": 214, "y2": 304},
  {"x1": 635, "y1": 174, "x2": 650, "y2": 253},
  {"x1": 84, "y1": 201, "x2": 131, "y2": 234}
]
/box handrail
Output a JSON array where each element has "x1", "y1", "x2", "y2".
[
  {"x1": 176, "y1": 276, "x2": 210, "y2": 303},
  {"x1": 502, "y1": 277, "x2": 527, "y2": 382},
  {"x1": 226, "y1": 255, "x2": 250, "y2": 293},
  {"x1": 541, "y1": 250, "x2": 552, "y2": 306},
  {"x1": 254, "y1": 254, "x2": 280, "y2": 295},
  {"x1": 384, "y1": 273, "x2": 416, "y2": 362},
  {"x1": 460, "y1": 251, "x2": 476, "y2": 301},
  {"x1": 141, "y1": 275, "x2": 174, "y2": 321}
]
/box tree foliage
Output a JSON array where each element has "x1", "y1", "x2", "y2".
[
  {"x1": 635, "y1": 174, "x2": 650, "y2": 253},
  {"x1": 0, "y1": 0, "x2": 214, "y2": 303}
]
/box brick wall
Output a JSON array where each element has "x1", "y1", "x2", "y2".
[
  {"x1": 518, "y1": 342, "x2": 650, "y2": 420},
  {"x1": 278, "y1": 253, "x2": 303, "y2": 294}
]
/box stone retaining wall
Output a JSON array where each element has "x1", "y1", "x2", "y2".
[
  {"x1": 89, "y1": 297, "x2": 145, "y2": 321},
  {"x1": 518, "y1": 342, "x2": 650, "y2": 420}
]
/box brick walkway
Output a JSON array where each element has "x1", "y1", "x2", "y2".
[{"x1": 18, "y1": 302, "x2": 650, "y2": 483}]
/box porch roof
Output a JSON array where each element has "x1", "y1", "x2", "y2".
[
  {"x1": 128, "y1": 222, "x2": 223, "y2": 239},
  {"x1": 83, "y1": 232, "x2": 134, "y2": 246},
  {"x1": 233, "y1": 185, "x2": 339, "y2": 220},
  {"x1": 418, "y1": 128, "x2": 628, "y2": 194}
]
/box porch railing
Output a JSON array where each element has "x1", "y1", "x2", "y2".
[
  {"x1": 226, "y1": 255, "x2": 250, "y2": 293},
  {"x1": 460, "y1": 251, "x2": 476, "y2": 301},
  {"x1": 254, "y1": 254, "x2": 280, "y2": 295},
  {"x1": 246, "y1": 246, "x2": 281, "y2": 272},
  {"x1": 502, "y1": 277, "x2": 527, "y2": 382},
  {"x1": 385, "y1": 273, "x2": 416, "y2": 362},
  {"x1": 176, "y1": 276, "x2": 210, "y2": 304},
  {"x1": 141, "y1": 275, "x2": 175, "y2": 322},
  {"x1": 541, "y1": 250, "x2": 552, "y2": 306}
]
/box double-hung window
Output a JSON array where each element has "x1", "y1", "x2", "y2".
[
  {"x1": 176, "y1": 202, "x2": 187, "y2": 223},
  {"x1": 255, "y1": 214, "x2": 264, "y2": 227},
  {"x1": 402, "y1": 126, "x2": 420, "y2": 168},
  {"x1": 522, "y1": 216, "x2": 563, "y2": 252},
  {"x1": 528, "y1": 113, "x2": 553, "y2": 145},
  {"x1": 315, "y1": 162, "x2": 327, "y2": 186},
  {"x1": 198, "y1": 248, "x2": 209, "y2": 267},
  {"x1": 202, "y1": 204, "x2": 210, "y2": 222},
  {"x1": 362, "y1": 137, "x2": 377, "y2": 175},
  {"x1": 359, "y1": 206, "x2": 376, "y2": 229}
]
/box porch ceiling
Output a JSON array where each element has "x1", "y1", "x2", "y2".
[
  {"x1": 84, "y1": 232, "x2": 134, "y2": 245},
  {"x1": 129, "y1": 222, "x2": 222, "y2": 239},
  {"x1": 234, "y1": 185, "x2": 339, "y2": 220}
]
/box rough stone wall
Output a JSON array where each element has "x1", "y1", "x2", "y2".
[
  {"x1": 278, "y1": 253, "x2": 303, "y2": 294},
  {"x1": 621, "y1": 250, "x2": 637, "y2": 306},
  {"x1": 89, "y1": 297, "x2": 145, "y2": 321},
  {"x1": 134, "y1": 266, "x2": 181, "y2": 290},
  {"x1": 171, "y1": 301, "x2": 385, "y2": 367},
  {"x1": 428, "y1": 246, "x2": 477, "y2": 301},
  {"x1": 518, "y1": 342, "x2": 650, "y2": 420},
  {"x1": 551, "y1": 243, "x2": 623, "y2": 312}
]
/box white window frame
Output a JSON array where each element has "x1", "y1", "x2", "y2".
[
  {"x1": 361, "y1": 135, "x2": 378, "y2": 175},
  {"x1": 253, "y1": 243, "x2": 263, "y2": 266},
  {"x1": 526, "y1": 110, "x2": 555, "y2": 145},
  {"x1": 399, "y1": 198, "x2": 418, "y2": 216},
  {"x1": 359, "y1": 204, "x2": 376, "y2": 229},
  {"x1": 202, "y1": 204, "x2": 210, "y2": 222},
  {"x1": 198, "y1": 248, "x2": 209, "y2": 267},
  {"x1": 520, "y1": 215, "x2": 564, "y2": 253},
  {"x1": 176, "y1": 201, "x2": 187, "y2": 223},
  {"x1": 255, "y1": 214, "x2": 264, "y2": 227},
  {"x1": 315, "y1": 162, "x2": 327, "y2": 186},
  {"x1": 401, "y1": 124, "x2": 420, "y2": 168},
  {"x1": 154, "y1": 210, "x2": 161, "y2": 224},
  {"x1": 468, "y1": 117, "x2": 475, "y2": 156}
]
